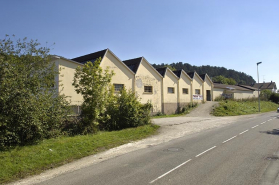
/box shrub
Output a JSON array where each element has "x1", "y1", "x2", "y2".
[
  {"x1": 101, "y1": 88, "x2": 152, "y2": 131},
  {"x1": 0, "y1": 36, "x2": 71, "y2": 147},
  {"x1": 72, "y1": 57, "x2": 114, "y2": 134},
  {"x1": 270, "y1": 93, "x2": 279, "y2": 104}
]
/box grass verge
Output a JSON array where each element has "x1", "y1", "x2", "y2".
[
  {"x1": 213, "y1": 100, "x2": 278, "y2": 116},
  {"x1": 152, "y1": 103, "x2": 199, "y2": 118},
  {"x1": 0, "y1": 124, "x2": 159, "y2": 184}
]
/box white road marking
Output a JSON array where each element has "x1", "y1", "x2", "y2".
[
  {"x1": 149, "y1": 159, "x2": 192, "y2": 183},
  {"x1": 239, "y1": 130, "x2": 249, "y2": 135},
  {"x1": 195, "y1": 146, "x2": 216, "y2": 157},
  {"x1": 261, "y1": 122, "x2": 266, "y2": 125},
  {"x1": 222, "y1": 136, "x2": 237, "y2": 143},
  {"x1": 252, "y1": 125, "x2": 259, "y2": 129}
]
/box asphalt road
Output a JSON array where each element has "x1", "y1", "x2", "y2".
[{"x1": 36, "y1": 112, "x2": 279, "y2": 185}]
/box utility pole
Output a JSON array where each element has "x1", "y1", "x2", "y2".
[{"x1": 257, "y1": 62, "x2": 262, "y2": 112}]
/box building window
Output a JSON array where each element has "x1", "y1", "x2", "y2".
[
  {"x1": 195, "y1": 89, "x2": 201, "y2": 95},
  {"x1": 183, "y1": 88, "x2": 188, "y2": 94},
  {"x1": 114, "y1": 84, "x2": 124, "y2": 93},
  {"x1": 144, "y1": 86, "x2": 153, "y2": 93},
  {"x1": 168, "y1": 87, "x2": 175, "y2": 94}
]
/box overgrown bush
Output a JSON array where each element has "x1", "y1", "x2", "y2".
[
  {"x1": 270, "y1": 93, "x2": 279, "y2": 104},
  {"x1": 260, "y1": 89, "x2": 272, "y2": 101},
  {"x1": 101, "y1": 88, "x2": 152, "y2": 131},
  {"x1": 73, "y1": 57, "x2": 114, "y2": 134},
  {"x1": 0, "y1": 36, "x2": 71, "y2": 147},
  {"x1": 180, "y1": 102, "x2": 198, "y2": 113}
]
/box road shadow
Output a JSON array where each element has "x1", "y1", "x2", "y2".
[{"x1": 260, "y1": 129, "x2": 279, "y2": 135}]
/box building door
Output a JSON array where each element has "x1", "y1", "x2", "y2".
[{"x1": 206, "y1": 90, "x2": 211, "y2": 101}]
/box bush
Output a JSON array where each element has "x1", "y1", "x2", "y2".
[
  {"x1": 0, "y1": 36, "x2": 71, "y2": 147},
  {"x1": 101, "y1": 88, "x2": 152, "y2": 131},
  {"x1": 270, "y1": 93, "x2": 279, "y2": 104}
]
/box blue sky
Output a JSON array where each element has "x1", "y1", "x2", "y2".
[{"x1": 1, "y1": 0, "x2": 278, "y2": 85}]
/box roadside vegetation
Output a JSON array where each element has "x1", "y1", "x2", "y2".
[
  {"x1": 152, "y1": 102, "x2": 198, "y2": 118},
  {"x1": 0, "y1": 36, "x2": 156, "y2": 183},
  {"x1": 213, "y1": 91, "x2": 279, "y2": 116},
  {"x1": 213, "y1": 100, "x2": 278, "y2": 116},
  {"x1": 0, "y1": 124, "x2": 159, "y2": 184}
]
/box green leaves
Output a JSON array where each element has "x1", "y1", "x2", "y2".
[
  {"x1": 0, "y1": 35, "x2": 70, "y2": 147},
  {"x1": 73, "y1": 57, "x2": 114, "y2": 134}
]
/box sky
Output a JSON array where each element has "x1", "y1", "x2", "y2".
[{"x1": 1, "y1": 0, "x2": 278, "y2": 85}]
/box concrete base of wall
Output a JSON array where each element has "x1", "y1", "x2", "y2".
[{"x1": 162, "y1": 103, "x2": 179, "y2": 115}]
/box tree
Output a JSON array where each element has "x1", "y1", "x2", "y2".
[
  {"x1": 212, "y1": 75, "x2": 227, "y2": 84},
  {"x1": 101, "y1": 88, "x2": 152, "y2": 131},
  {"x1": 73, "y1": 57, "x2": 114, "y2": 134},
  {"x1": 226, "y1": 78, "x2": 237, "y2": 85},
  {"x1": 0, "y1": 35, "x2": 70, "y2": 147},
  {"x1": 212, "y1": 75, "x2": 236, "y2": 85},
  {"x1": 164, "y1": 65, "x2": 176, "y2": 71},
  {"x1": 260, "y1": 89, "x2": 272, "y2": 101}
]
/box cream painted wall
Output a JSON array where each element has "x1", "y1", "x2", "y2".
[
  {"x1": 178, "y1": 73, "x2": 192, "y2": 104},
  {"x1": 192, "y1": 74, "x2": 203, "y2": 102},
  {"x1": 163, "y1": 70, "x2": 179, "y2": 103},
  {"x1": 253, "y1": 91, "x2": 259, "y2": 97},
  {"x1": 101, "y1": 51, "x2": 134, "y2": 91},
  {"x1": 234, "y1": 91, "x2": 257, "y2": 99},
  {"x1": 203, "y1": 76, "x2": 212, "y2": 102},
  {"x1": 57, "y1": 58, "x2": 83, "y2": 105},
  {"x1": 213, "y1": 88, "x2": 225, "y2": 100},
  {"x1": 213, "y1": 88, "x2": 258, "y2": 100},
  {"x1": 134, "y1": 59, "x2": 162, "y2": 113}
]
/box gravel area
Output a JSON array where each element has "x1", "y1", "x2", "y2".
[{"x1": 10, "y1": 102, "x2": 261, "y2": 185}]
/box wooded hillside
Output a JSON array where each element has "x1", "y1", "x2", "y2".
[{"x1": 152, "y1": 62, "x2": 255, "y2": 85}]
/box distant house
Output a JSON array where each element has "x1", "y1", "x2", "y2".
[
  {"x1": 123, "y1": 57, "x2": 163, "y2": 114},
  {"x1": 213, "y1": 83, "x2": 258, "y2": 100},
  {"x1": 156, "y1": 67, "x2": 179, "y2": 114},
  {"x1": 252, "y1": 81, "x2": 277, "y2": 93}
]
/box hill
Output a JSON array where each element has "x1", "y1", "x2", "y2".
[{"x1": 152, "y1": 62, "x2": 255, "y2": 85}]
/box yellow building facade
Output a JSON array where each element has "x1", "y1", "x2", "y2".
[
  {"x1": 123, "y1": 57, "x2": 163, "y2": 114},
  {"x1": 53, "y1": 48, "x2": 217, "y2": 115}
]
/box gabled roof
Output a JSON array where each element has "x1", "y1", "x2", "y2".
[
  {"x1": 214, "y1": 83, "x2": 252, "y2": 91},
  {"x1": 51, "y1": 55, "x2": 84, "y2": 66},
  {"x1": 71, "y1": 49, "x2": 107, "y2": 64},
  {"x1": 156, "y1": 67, "x2": 167, "y2": 77},
  {"x1": 70, "y1": 49, "x2": 134, "y2": 75},
  {"x1": 187, "y1": 72, "x2": 195, "y2": 79},
  {"x1": 199, "y1": 74, "x2": 206, "y2": 81},
  {"x1": 199, "y1": 73, "x2": 213, "y2": 84},
  {"x1": 173, "y1": 70, "x2": 182, "y2": 78},
  {"x1": 237, "y1": 84, "x2": 258, "y2": 91},
  {"x1": 252, "y1": 82, "x2": 277, "y2": 90},
  {"x1": 123, "y1": 57, "x2": 142, "y2": 73},
  {"x1": 173, "y1": 69, "x2": 192, "y2": 81},
  {"x1": 187, "y1": 71, "x2": 204, "y2": 82}
]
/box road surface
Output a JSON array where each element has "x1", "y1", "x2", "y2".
[{"x1": 33, "y1": 112, "x2": 279, "y2": 185}]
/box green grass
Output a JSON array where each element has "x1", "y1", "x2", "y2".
[
  {"x1": 0, "y1": 124, "x2": 159, "y2": 184},
  {"x1": 152, "y1": 103, "x2": 199, "y2": 118},
  {"x1": 213, "y1": 100, "x2": 278, "y2": 116}
]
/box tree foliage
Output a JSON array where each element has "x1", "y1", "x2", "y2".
[
  {"x1": 101, "y1": 88, "x2": 152, "y2": 131},
  {"x1": 164, "y1": 65, "x2": 176, "y2": 71},
  {"x1": 270, "y1": 93, "x2": 279, "y2": 104},
  {"x1": 0, "y1": 35, "x2": 70, "y2": 147},
  {"x1": 73, "y1": 57, "x2": 114, "y2": 134},
  {"x1": 212, "y1": 75, "x2": 236, "y2": 85},
  {"x1": 153, "y1": 62, "x2": 255, "y2": 85},
  {"x1": 260, "y1": 89, "x2": 272, "y2": 101}
]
